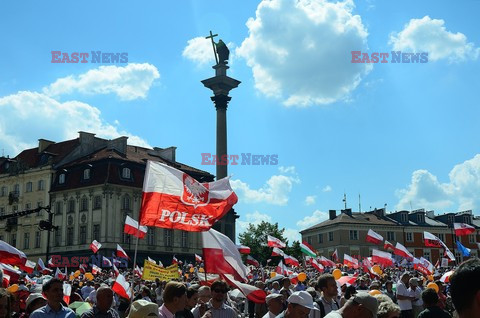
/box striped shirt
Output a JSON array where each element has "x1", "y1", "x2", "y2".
[{"x1": 192, "y1": 301, "x2": 236, "y2": 318}]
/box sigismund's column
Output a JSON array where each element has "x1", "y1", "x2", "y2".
[{"x1": 201, "y1": 31, "x2": 240, "y2": 241}]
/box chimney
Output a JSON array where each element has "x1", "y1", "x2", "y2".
[
  {"x1": 38, "y1": 139, "x2": 55, "y2": 153},
  {"x1": 341, "y1": 208, "x2": 352, "y2": 216},
  {"x1": 329, "y1": 210, "x2": 336, "y2": 220},
  {"x1": 107, "y1": 136, "x2": 128, "y2": 155},
  {"x1": 426, "y1": 210, "x2": 435, "y2": 219},
  {"x1": 151, "y1": 146, "x2": 177, "y2": 162}
]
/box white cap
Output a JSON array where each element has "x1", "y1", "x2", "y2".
[
  {"x1": 266, "y1": 293, "x2": 283, "y2": 303},
  {"x1": 287, "y1": 291, "x2": 315, "y2": 309}
]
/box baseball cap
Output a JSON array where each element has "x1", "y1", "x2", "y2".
[
  {"x1": 352, "y1": 292, "x2": 378, "y2": 318},
  {"x1": 26, "y1": 293, "x2": 46, "y2": 310},
  {"x1": 409, "y1": 278, "x2": 418, "y2": 286},
  {"x1": 266, "y1": 293, "x2": 283, "y2": 303},
  {"x1": 287, "y1": 291, "x2": 315, "y2": 309},
  {"x1": 127, "y1": 300, "x2": 159, "y2": 318}
]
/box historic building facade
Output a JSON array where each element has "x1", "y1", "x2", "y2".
[{"x1": 300, "y1": 208, "x2": 479, "y2": 264}]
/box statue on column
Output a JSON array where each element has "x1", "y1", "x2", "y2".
[{"x1": 215, "y1": 39, "x2": 230, "y2": 65}]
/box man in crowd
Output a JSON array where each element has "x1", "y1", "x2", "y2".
[
  {"x1": 417, "y1": 288, "x2": 451, "y2": 318},
  {"x1": 280, "y1": 278, "x2": 293, "y2": 297},
  {"x1": 158, "y1": 281, "x2": 187, "y2": 318},
  {"x1": 192, "y1": 286, "x2": 211, "y2": 318},
  {"x1": 315, "y1": 274, "x2": 340, "y2": 317},
  {"x1": 396, "y1": 272, "x2": 416, "y2": 318},
  {"x1": 450, "y1": 258, "x2": 480, "y2": 318},
  {"x1": 409, "y1": 278, "x2": 423, "y2": 318},
  {"x1": 324, "y1": 292, "x2": 378, "y2": 318},
  {"x1": 263, "y1": 294, "x2": 284, "y2": 318},
  {"x1": 277, "y1": 291, "x2": 315, "y2": 318},
  {"x1": 30, "y1": 277, "x2": 76, "y2": 318},
  {"x1": 81, "y1": 286, "x2": 119, "y2": 318},
  {"x1": 200, "y1": 280, "x2": 236, "y2": 318},
  {"x1": 81, "y1": 281, "x2": 95, "y2": 300}
]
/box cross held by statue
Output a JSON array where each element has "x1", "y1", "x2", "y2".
[{"x1": 205, "y1": 30, "x2": 219, "y2": 65}]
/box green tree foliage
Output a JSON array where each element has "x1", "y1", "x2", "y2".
[{"x1": 238, "y1": 221, "x2": 302, "y2": 265}]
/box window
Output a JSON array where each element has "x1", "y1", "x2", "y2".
[
  {"x1": 83, "y1": 169, "x2": 90, "y2": 180},
  {"x1": 307, "y1": 236, "x2": 312, "y2": 245},
  {"x1": 417, "y1": 214, "x2": 424, "y2": 223},
  {"x1": 23, "y1": 233, "x2": 30, "y2": 249},
  {"x1": 13, "y1": 205, "x2": 18, "y2": 212},
  {"x1": 349, "y1": 230, "x2": 358, "y2": 240},
  {"x1": 401, "y1": 213, "x2": 408, "y2": 223},
  {"x1": 68, "y1": 199, "x2": 75, "y2": 213},
  {"x1": 55, "y1": 201, "x2": 63, "y2": 215},
  {"x1": 423, "y1": 250, "x2": 431, "y2": 261},
  {"x1": 55, "y1": 227, "x2": 61, "y2": 247},
  {"x1": 25, "y1": 202, "x2": 31, "y2": 210},
  {"x1": 122, "y1": 167, "x2": 131, "y2": 179},
  {"x1": 37, "y1": 201, "x2": 43, "y2": 216},
  {"x1": 438, "y1": 233, "x2": 445, "y2": 241},
  {"x1": 318, "y1": 234, "x2": 323, "y2": 244},
  {"x1": 448, "y1": 215, "x2": 454, "y2": 224},
  {"x1": 406, "y1": 232, "x2": 413, "y2": 242},
  {"x1": 147, "y1": 228, "x2": 155, "y2": 245},
  {"x1": 13, "y1": 184, "x2": 20, "y2": 195},
  {"x1": 37, "y1": 180, "x2": 45, "y2": 191},
  {"x1": 122, "y1": 195, "x2": 131, "y2": 211},
  {"x1": 80, "y1": 226, "x2": 87, "y2": 244},
  {"x1": 164, "y1": 229, "x2": 173, "y2": 247},
  {"x1": 93, "y1": 196, "x2": 102, "y2": 209},
  {"x1": 0, "y1": 207, "x2": 4, "y2": 216},
  {"x1": 80, "y1": 197, "x2": 88, "y2": 212},
  {"x1": 469, "y1": 234, "x2": 475, "y2": 243},
  {"x1": 67, "y1": 227, "x2": 74, "y2": 245},
  {"x1": 35, "y1": 231, "x2": 41, "y2": 248},
  {"x1": 0, "y1": 186, "x2": 6, "y2": 197},
  {"x1": 11, "y1": 233, "x2": 17, "y2": 247},
  {"x1": 26, "y1": 182, "x2": 33, "y2": 192},
  {"x1": 123, "y1": 234, "x2": 131, "y2": 244},
  {"x1": 464, "y1": 216, "x2": 470, "y2": 224},
  {"x1": 387, "y1": 231, "x2": 395, "y2": 241},
  {"x1": 328, "y1": 232, "x2": 334, "y2": 242},
  {"x1": 59, "y1": 173, "x2": 65, "y2": 184},
  {"x1": 93, "y1": 224, "x2": 100, "y2": 242},
  {"x1": 181, "y1": 231, "x2": 188, "y2": 248}
]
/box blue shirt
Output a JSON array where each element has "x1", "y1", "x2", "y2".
[{"x1": 30, "y1": 304, "x2": 76, "y2": 318}]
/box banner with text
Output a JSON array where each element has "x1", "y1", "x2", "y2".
[{"x1": 142, "y1": 261, "x2": 180, "y2": 281}]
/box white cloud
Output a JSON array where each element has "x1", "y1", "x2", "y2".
[
  {"x1": 389, "y1": 16, "x2": 480, "y2": 62},
  {"x1": 284, "y1": 228, "x2": 301, "y2": 243},
  {"x1": 305, "y1": 195, "x2": 316, "y2": 205},
  {"x1": 231, "y1": 173, "x2": 299, "y2": 205},
  {"x1": 396, "y1": 154, "x2": 480, "y2": 212},
  {"x1": 182, "y1": 37, "x2": 216, "y2": 65},
  {"x1": 236, "y1": 0, "x2": 371, "y2": 107},
  {"x1": 278, "y1": 166, "x2": 296, "y2": 174},
  {"x1": 237, "y1": 211, "x2": 273, "y2": 233},
  {"x1": 0, "y1": 91, "x2": 150, "y2": 156},
  {"x1": 43, "y1": 63, "x2": 160, "y2": 100},
  {"x1": 297, "y1": 210, "x2": 328, "y2": 229},
  {"x1": 322, "y1": 185, "x2": 332, "y2": 192}
]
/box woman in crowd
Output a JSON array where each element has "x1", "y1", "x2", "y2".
[{"x1": 175, "y1": 287, "x2": 198, "y2": 318}]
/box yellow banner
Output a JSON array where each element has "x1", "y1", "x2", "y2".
[{"x1": 141, "y1": 260, "x2": 180, "y2": 281}]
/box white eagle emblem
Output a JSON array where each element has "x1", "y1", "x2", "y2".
[{"x1": 181, "y1": 174, "x2": 210, "y2": 207}]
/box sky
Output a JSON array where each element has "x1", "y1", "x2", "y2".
[{"x1": 1, "y1": 0, "x2": 480, "y2": 244}]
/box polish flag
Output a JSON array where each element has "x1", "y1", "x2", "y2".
[
  {"x1": 237, "y1": 245, "x2": 251, "y2": 254},
  {"x1": 319, "y1": 256, "x2": 336, "y2": 267},
  {"x1": 47, "y1": 258, "x2": 54, "y2": 267},
  {"x1": 414, "y1": 257, "x2": 433, "y2": 275},
  {"x1": 383, "y1": 241, "x2": 395, "y2": 251},
  {"x1": 172, "y1": 256, "x2": 178, "y2": 265},
  {"x1": 332, "y1": 249, "x2": 338, "y2": 262},
  {"x1": 440, "y1": 270, "x2": 455, "y2": 283},
  {"x1": 134, "y1": 265, "x2": 142, "y2": 277},
  {"x1": 276, "y1": 260, "x2": 287, "y2": 275},
  {"x1": 371, "y1": 249, "x2": 394, "y2": 267},
  {"x1": 195, "y1": 254, "x2": 203, "y2": 263},
  {"x1": 394, "y1": 242, "x2": 413, "y2": 259},
  {"x1": 92, "y1": 264, "x2": 102, "y2": 275},
  {"x1": 271, "y1": 247, "x2": 285, "y2": 257},
  {"x1": 284, "y1": 254, "x2": 300, "y2": 267},
  {"x1": 0, "y1": 240, "x2": 27, "y2": 266},
  {"x1": 337, "y1": 275, "x2": 357, "y2": 286},
  {"x1": 37, "y1": 258, "x2": 52, "y2": 274},
  {"x1": 112, "y1": 274, "x2": 131, "y2": 299},
  {"x1": 2, "y1": 274, "x2": 10, "y2": 287},
  {"x1": 19, "y1": 260, "x2": 36, "y2": 274},
  {"x1": 0, "y1": 263, "x2": 21, "y2": 283},
  {"x1": 102, "y1": 256, "x2": 112, "y2": 267},
  {"x1": 147, "y1": 257, "x2": 156, "y2": 264},
  {"x1": 202, "y1": 229, "x2": 249, "y2": 282},
  {"x1": 454, "y1": 223, "x2": 476, "y2": 236},
  {"x1": 223, "y1": 274, "x2": 266, "y2": 303},
  {"x1": 139, "y1": 161, "x2": 238, "y2": 231},
  {"x1": 116, "y1": 244, "x2": 129, "y2": 259},
  {"x1": 246, "y1": 255, "x2": 260, "y2": 267},
  {"x1": 25, "y1": 275, "x2": 35, "y2": 285},
  {"x1": 310, "y1": 258, "x2": 324, "y2": 273},
  {"x1": 124, "y1": 215, "x2": 148, "y2": 239},
  {"x1": 424, "y1": 231, "x2": 442, "y2": 247},
  {"x1": 90, "y1": 240, "x2": 102, "y2": 253},
  {"x1": 343, "y1": 254, "x2": 359, "y2": 268},
  {"x1": 63, "y1": 283, "x2": 72, "y2": 305},
  {"x1": 55, "y1": 267, "x2": 66, "y2": 280},
  {"x1": 79, "y1": 263, "x2": 87, "y2": 274},
  {"x1": 113, "y1": 264, "x2": 119, "y2": 277},
  {"x1": 366, "y1": 229, "x2": 383, "y2": 245},
  {"x1": 267, "y1": 235, "x2": 286, "y2": 248}
]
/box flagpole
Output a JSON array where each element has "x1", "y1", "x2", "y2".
[{"x1": 130, "y1": 224, "x2": 141, "y2": 304}]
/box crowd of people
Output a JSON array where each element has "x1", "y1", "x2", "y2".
[{"x1": 0, "y1": 257, "x2": 479, "y2": 318}]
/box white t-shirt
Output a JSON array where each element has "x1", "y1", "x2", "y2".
[
  {"x1": 411, "y1": 287, "x2": 423, "y2": 306},
  {"x1": 396, "y1": 281, "x2": 412, "y2": 310},
  {"x1": 324, "y1": 311, "x2": 342, "y2": 318}
]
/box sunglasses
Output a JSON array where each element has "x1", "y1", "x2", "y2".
[{"x1": 213, "y1": 289, "x2": 227, "y2": 294}]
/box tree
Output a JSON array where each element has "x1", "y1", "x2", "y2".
[{"x1": 238, "y1": 221, "x2": 300, "y2": 265}]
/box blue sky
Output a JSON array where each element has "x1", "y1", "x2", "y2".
[{"x1": 1, "y1": 0, "x2": 480, "y2": 243}]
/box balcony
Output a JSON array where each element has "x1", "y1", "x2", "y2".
[{"x1": 6, "y1": 217, "x2": 18, "y2": 231}]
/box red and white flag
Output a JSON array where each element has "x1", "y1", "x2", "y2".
[
  {"x1": 92, "y1": 264, "x2": 102, "y2": 275},
  {"x1": 332, "y1": 249, "x2": 338, "y2": 262},
  {"x1": 223, "y1": 274, "x2": 266, "y2": 304},
  {"x1": 237, "y1": 245, "x2": 251, "y2": 254},
  {"x1": 47, "y1": 258, "x2": 54, "y2": 267},
  {"x1": 147, "y1": 257, "x2": 156, "y2": 264},
  {"x1": 79, "y1": 263, "x2": 87, "y2": 274},
  {"x1": 454, "y1": 223, "x2": 476, "y2": 236},
  {"x1": 134, "y1": 265, "x2": 142, "y2": 277},
  {"x1": 37, "y1": 258, "x2": 52, "y2": 274},
  {"x1": 195, "y1": 254, "x2": 203, "y2": 263},
  {"x1": 343, "y1": 254, "x2": 359, "y2": 268},
  {"x1": 116, "y1": 244, "x2": 129, "y2": 259},
  {"x1": 113, "y1": 264, "x2": 119, "y2": 277},
  {"x1": 366, "y1": 229, "x2": 383, "y2": 245},
  {"x1": 2, "y1": 273, "x2": 10, "y2": 287},
  {"x1": 55, "y1": 267, "x2": 66, "y2": 280},
  {"x1": 0, "y1": 263, "x2": 21, "y2": 283},
  {"x1": 102, "y1": 256, "x2": 112, "y2": 267},
  {"x1": 139, "y1": 161, "x2": 238, "y2": 231},
  {"x1": 310, "y1": 258, "x2": 324, "y2": 273},
  {"x1": 172, "y1": 256, "x2": 178, "y2": 265},
  {"x1": 424, "y1": 231, "x2": 442, "y2": 247},
  {"x1": 284, "y1": 254, "x2": 300, "y2": 267},
  {"x1": 124, "y1": 215, "x2": 148, "y2": 239},
  {"x1": 19, "y1": 260, "x2": 36, "y2": 274},
  {"x1": 440, "y1": 270, "x2": 455, "y2": 283},
  {"x1": 271, "y1": 247, "x2": 285, "y2": 257},
  {"x1": 246, "y1": 255, "x2": 260, "y2": 267},
  {"x1": 394, "y1": 242, "x2": 413, "y2": 259},
  {"x1": 383, "y1": 241, "x2": 395, "y2": 251},
  {"x1": 276, "y1": 260, "x2": 287, "y2": 275},
  {"x1": 90, "y1": 240, "x2": 102, "y2": 253},
  {"x1": 318, "y1": 256, "x2": 336, "y2": 267},
  {"x1": 267, "y1": 235, "x2": 286, "y2": 248},
  {"x1": 371, "y1": 249, "x2": 394, "y2": 267},
  {"x1": 112, "y1": 274, "x2": 131, "y2": 299},
  {"x1": 202, "y1": 229, "x2": 249, "y2": 282},
  {"x1": 63, "y1": 283, "x2": 72, "y2": 305},
  {"x1": 0, "y1": 240, "x2": 27, "y2": 266}
]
